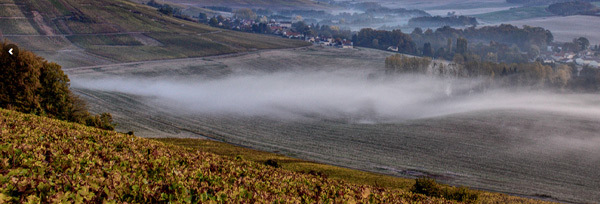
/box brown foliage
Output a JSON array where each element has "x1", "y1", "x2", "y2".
[
  {"x1": 0, "y1": 40, "x2": 113, "y2": 130},
  {"x1": 385, "y1": 54, "x2": 432, "y2": 74}
]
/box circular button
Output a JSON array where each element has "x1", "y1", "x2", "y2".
[{"x1": 4, "y1": 44, "x2": 19, "y2": 58}]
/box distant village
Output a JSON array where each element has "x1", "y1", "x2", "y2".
[
  {"x1": 203, "y1": 13, "x2": 600, "y2": 71},
  {"x1": 148, "y1": 1, "x2": 600, "y2": 71},
  {"x1": 146, "y1": 0, "x2": 353, "y2": 48},
  {"x1": 205, "y1": 16, "x2": 354, "y2": 49},
  {"x1": 539, "y1": 43, "x2": 600, "y2": 76}
]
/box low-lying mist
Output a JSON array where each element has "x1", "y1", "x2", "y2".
[
  {"x1": 71, "y1": 70, "x2": 600, "y2": 123},
  {"x1": 71, "y1": 70, "x2": 600, "y2": 203}
]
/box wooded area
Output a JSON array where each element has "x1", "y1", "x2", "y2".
[{"x1": 385, "y1": 52, "x2": 600, "y2": 91}]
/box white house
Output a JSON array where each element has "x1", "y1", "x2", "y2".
[
  {"x1": 575, "y1": 58, "x2": 600, "y2": 68},
  {"x1": 279, "y1": 21, "x2": 292, "y2": 29}
]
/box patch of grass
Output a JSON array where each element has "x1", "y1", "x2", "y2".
[
  {"x1": 67, "y1": 34, "x2": 143, "y2": 47},
  {"x1": 473, "y1": 6, "x2": 553, "y2": 23},
  {"x1": 412, "y1": 177, "x2": 478, "y2": 203}
]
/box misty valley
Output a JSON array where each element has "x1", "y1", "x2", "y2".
[
  {"x1": 68, "y1": 47, "x2": 600, "y2": 203},
  {"x1": 2, "y1": 0, "x2": 600, "y2": 203}
]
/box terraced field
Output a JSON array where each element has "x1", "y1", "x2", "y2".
[
  {"x1": 68, "y1": 46, "x2": 600, "y2": 203},
  {"x1": 1, "y1": 0, "x2": 309, "y2": 67}
]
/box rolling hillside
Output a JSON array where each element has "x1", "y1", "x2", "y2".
[
  {"x1": 0, "y1": 108, "x2": 450, "y2": 203},
  {"x1": 0, "y1": 0, "x2": 309, "y2": 67}
]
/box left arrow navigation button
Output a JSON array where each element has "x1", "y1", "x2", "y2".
[{"x1": 4, "y1": 44, "x2": 19, "y2": 58}]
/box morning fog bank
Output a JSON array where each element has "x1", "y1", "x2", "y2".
[{"x1": 72, "y1": 70, "x2": 600, "y2": 123}]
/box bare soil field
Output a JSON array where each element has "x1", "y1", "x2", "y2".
[
  {"x1": 499, "y1": 15, "x2": 600, "y2": 44},
  {"x1": 67, "y1": 46, "x2": 600, "y2": 203}
]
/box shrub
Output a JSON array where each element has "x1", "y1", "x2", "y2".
[
  {"x1": 411, "y1": 177, "x2": 478, "y2": 203},
  {"x1": 444, "y1": 187, "x2": 479, "y2": 203},
  {"x1": 411, "y1": 177, "x2": 442, "y2": 197},
  {"x1": 85, "y1": 113, "x2": 115, "y2": 131},
  {"x1": 264, "y1": 159, "x2": 280, "y2": 168}
]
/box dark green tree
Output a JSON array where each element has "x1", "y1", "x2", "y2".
[
  {"x1": 423, "y1": 42, "x2": 433, "y2": 57},
  {"x1": 234, "y1": 8, "x2": 257, "y2": 20},
  {"x1": 574, "y1": 37, "x2": 590, "y2": 51},
  {"x1": 411, "y1": 177, "x2": 442, "y2": 197},
  {"x1": 158, "y1": 5, "x2": 174, "y2": 16},
  {"x1": 209, "y1": 17, "x2": 219, "y2": 27},
  {"x1": 198, "y1": 13, "x2": 208, "y2": 22},
  {"x1": 412, "y1": 27, "x2": 423, "y2": 35}
]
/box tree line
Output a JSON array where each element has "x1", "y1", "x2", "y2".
[
  {"x1": 506, "y1": 0, "x2": 599, "y2": 6},
  {"x1": 0, "y1": 41, "x2": 114, "y2": 130},
  {"x1": 357, "y1": 24, "x2": 552, "y2": 63},
  {"x1": 547, "y1": 1, "x2": 600, "y2": 16},
  {"x1": 147, "y1": 0, "x2": 194, "y2": 21},
  {"x1": 353, "y1": 28, "x2": 416, "y2": 53},
  {"x1": 411, "y1": 24, "x2": 552, "y2": 58},
  {"x1": 384, "y1": 51, "x2": 600, "y2": 91}
]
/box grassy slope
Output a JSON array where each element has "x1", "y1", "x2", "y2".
[
  {"x1": 0, "y1": 108, "x2": 450, "y2": 203},
  {"x1": 3, "y1": 0, "x2": 309, "y2": 65}
]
